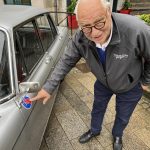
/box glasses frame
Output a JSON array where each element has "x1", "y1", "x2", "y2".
[{"x1": 81, "y1": 9, "x2": 108, "y2": 34}]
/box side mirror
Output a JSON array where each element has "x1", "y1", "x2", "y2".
[{"x1": 19, "y1": 82, "x2": 41, "y2": 93}]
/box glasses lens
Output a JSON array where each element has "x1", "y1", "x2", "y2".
[
  {"x1": 95, "y1": 22, "x2": 105, "y2": 30},
  {"x1": 82, "y1": 27, "x2": 91, "y2": 34},
  {"x1": 81, "y1": 19, "x2": 106, "y2": 34}
]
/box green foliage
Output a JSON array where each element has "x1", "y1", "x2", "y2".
[
  {"x1": 122, "y1": 0, "x2": 132, "y2": 10},
  {"x1": 139, "y1": 14, "x2": 150, "y2": 25},
  {"x1": 67, "y1": 0, "x2": 77, "y2": 13}
]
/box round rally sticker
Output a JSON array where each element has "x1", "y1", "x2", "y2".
[{"x1": 21, "y1": 95, "x2": 32, "y2": 109}]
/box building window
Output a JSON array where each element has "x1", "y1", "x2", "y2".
[{"x1": 4, "y1": 0, "x2": 31, "y2": 5}]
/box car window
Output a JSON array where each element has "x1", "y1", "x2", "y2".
[
  {"x1": 36, "y1": 14, "x2": 57, "y2": 51},
  {"x1": 15, "y1": 21, "x2": 44, "y2": 82},
  {"x1": 0, "y1": 31, "x2": 11, "y2": 99}
]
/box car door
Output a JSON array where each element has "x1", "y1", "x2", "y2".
[
  {"x1": 0, "y1": 28, "x2": 26, "y2": 150},
  {"x1": 13, "y1": 13, "x2": 69, "y2": 150}
]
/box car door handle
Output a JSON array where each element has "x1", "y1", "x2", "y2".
[
  {"x1": 59, "y1": 36, "x2": 63, "y2": 40},
  {"x1": 45, "y1": 56, "x2": 52, "y2": 64},
  {"x1": 51, "y1": 66, "x2": 54, "y2": 70}
]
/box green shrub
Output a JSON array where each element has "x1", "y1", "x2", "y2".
[
  {"x1": 122, "y1": 0, "x2": 132, "y2": 10},
  {"x1": 67, "y1": 0, "x2": 77, "y2": 13},
  {"x1": 139, "y1": 14, "x2": 150, "y2": 25}
]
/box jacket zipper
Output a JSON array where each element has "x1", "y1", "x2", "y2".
[
  {"x1": 104, "y1": 48, "x2": 111, "y2": 90},
  {"x1": 92, "y1": 48, "x2": 108, "y2": 80},
  {"x1": 89, "y1": 41, "x2": 113, "y2": 90},
  {"x1": 93, "y1": 47, "x2": 114, "y2": 92}
]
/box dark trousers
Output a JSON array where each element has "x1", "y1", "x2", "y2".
[{"x1": 91, "y1": 80, "x2": 143, "y2": 137}]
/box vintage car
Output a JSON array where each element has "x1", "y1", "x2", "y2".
[{"x1": 0, "y1": 5, "x2": 69, "y2": 150}]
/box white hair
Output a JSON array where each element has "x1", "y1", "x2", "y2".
[{"x1": 74, "y1": 0, "x2": 111, "y2": 21}]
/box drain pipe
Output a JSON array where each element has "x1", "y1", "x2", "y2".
[
  {"x1": 54, "y1": 0, "x2": 58, "y2": 25},
  {"x1": 112, "y1": 0, "x2": 118, "y2": 12}
]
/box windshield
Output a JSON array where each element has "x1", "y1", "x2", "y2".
[{"x1": 0, "y1": 30, "x2": 11, "y2": 100}]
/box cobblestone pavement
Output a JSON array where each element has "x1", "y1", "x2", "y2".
[{"x1": 40, "y1": 59, "x2": 150, "y2": 150}]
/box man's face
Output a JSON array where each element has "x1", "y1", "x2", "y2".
[{"x1": 77, "y1": 2, "x2": 112, "y2": 44}]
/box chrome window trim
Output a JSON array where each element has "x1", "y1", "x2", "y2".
[
  {"x1": 0, "y1": 27, "x2": 15, "y2": 103},
  {"x1": 34, "y1": 13, "x2": 58, "y2": 52},
  {"x1": 14, "y1": 20, "x2": 45, "y2": 76}
]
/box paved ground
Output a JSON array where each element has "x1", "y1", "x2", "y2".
[{"x1": 40, "y1": 59, "x2": 150, "y2": 150}]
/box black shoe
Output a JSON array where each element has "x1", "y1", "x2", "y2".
[
  {"x1": 113, "y1": 137, "x2": 123, "y2": 150},
  {"x1": 79, "y1": 130, "x2": 100, "y2": 144}
]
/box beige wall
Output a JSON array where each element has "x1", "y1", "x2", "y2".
[
  {"x1": 31, "y1": 0, "x2": 66, "y2": 12},
  {"x1": 0, "y1": 0, "x2": 4, "y2": 6},
  {"x1": 31, "y1": 0, "x2": 47, "y2": 8},
  {"x1": 117, "y1": 0, "x2": 124, "y2": 10}
]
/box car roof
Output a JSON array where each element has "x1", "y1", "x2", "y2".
[{"x1": 0, "y1": 5, "x2": 49, "y2": 31}]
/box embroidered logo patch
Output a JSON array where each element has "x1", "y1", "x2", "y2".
[
  {"x1": 114, "y1": 54, "x2": 128, "y2": 59},
  {"x1": 21, "y1": 95, "x2": 32, "y2": 109}
]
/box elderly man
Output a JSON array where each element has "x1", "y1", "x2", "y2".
[{"x1": 31, "y1": 0, "x2": 150, "y2": 149}]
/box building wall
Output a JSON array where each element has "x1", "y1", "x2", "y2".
[
  {"x1": 107, "y1": 0, "x2": 124, "y2": 11},
  {"x1": 0, "y1": 0, "x2": 124, "y2": 12},
  {"x1": 0, "y1": 0, "x2": 4, "y2": 5},
  {"x1": 117, "y1": 0, "x2": 124, "y2": 10},
  {"x1": 31, "y1": 0, "x2": 65, "y2": 11},
  {"x1": 31, "y1": 0, "x2": 47, "y2": 8}
]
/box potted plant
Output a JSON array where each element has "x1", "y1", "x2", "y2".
[
  {"x1": 119, "y1": 0, "x2": 132, "y2": 14},
  {"x1": 139, "y1": 14, "x2": 150, "y2": 26},
  {"x1": 67, "y1": 0, "x2": 78, "y2": 29}
]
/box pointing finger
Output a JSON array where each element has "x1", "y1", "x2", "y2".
[
  {"x1": 30, "y1": 95, "x2": 41, "y2": 101},
  {"x1": 43, "y1": 98, "x2": 49, "y2": 105}
]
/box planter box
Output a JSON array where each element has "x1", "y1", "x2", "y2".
[
  {"x1": 68, "y1": 15, "x2": 78, "y2": 29},
  {"x1": 119, "y1": 9, "x2": 132, "y2": 14}
]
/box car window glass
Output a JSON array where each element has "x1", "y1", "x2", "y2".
[
  {"x1": 15, "y1": 21, "x2": 44, "y2": 82},
  {"x1": 0, "y1": 31, "x2": 5, "y2": 61},
  {"x1": 47, "y1": 14, "x2": 57, "y2": 37},
  {"x1": 0, "y1": 31, "x2": 11, "y2": 99},
  {"x1": 36, "y1": 14, "x2": 57, "y2": 51}
]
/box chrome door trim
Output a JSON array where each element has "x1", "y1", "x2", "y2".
[{"x1": 0, "y1": 27, "x2": 15, "y2": 103}]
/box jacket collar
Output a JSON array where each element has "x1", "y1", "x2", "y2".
[{"x1": 109, "y1": 13, "x2": 121, "y2": 45}]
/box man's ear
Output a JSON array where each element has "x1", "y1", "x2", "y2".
[
  {"x1": 79, "y1": 27, "x2": 82, "y2": 30},
  {"x1": 106, "y1": 2, "x2": 112, "y2": 13}
]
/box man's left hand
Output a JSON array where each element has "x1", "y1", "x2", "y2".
[{"x1": 141, "y1": 85, "x2": 150, "y2": 93}]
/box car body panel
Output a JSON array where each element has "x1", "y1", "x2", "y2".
[
  {"x1": 0, "y1": 99, "x2": 25, "y2": 150},
  {"x1": 0, "y1": 5, "x2": 48, "y2": 33},
  {"x1": 13, "y1": 88, "x2": 58, "y2": 150}
]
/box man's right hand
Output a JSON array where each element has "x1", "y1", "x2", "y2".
[{"x1": 30, "y1": 89, "x2": 51, "y2": 105}]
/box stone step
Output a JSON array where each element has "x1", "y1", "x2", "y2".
[
  {"x1": 131, "y1": 9, "x2": 150, "y2": 15},
  {"x1": 132, "y1": 7, "x2": 150, "y2": 11},
  {"x1": 131, "y1": 2, "x2": 150, "y2": 8},
  {"x1": 130, "y1": 0, "x2": 150, "y2": 3},
  {"x1": 130, "y1": 2, "x2": 150, "y2": 14}
]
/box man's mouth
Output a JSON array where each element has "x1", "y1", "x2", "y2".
[{"x1": 93, "y1": 34, "x2": 103, "y2": 40}]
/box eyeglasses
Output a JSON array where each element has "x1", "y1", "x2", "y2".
[
  {"x1": 80, "y1": 9, "x2": 107, "y2": 34},
  {"x1": 81, "y1": 20, "x2": 106, "y2": 34}
]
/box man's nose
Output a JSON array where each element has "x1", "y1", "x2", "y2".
[{"x1": 91, "y1": 26, "x2": 101, "y2": 35}]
